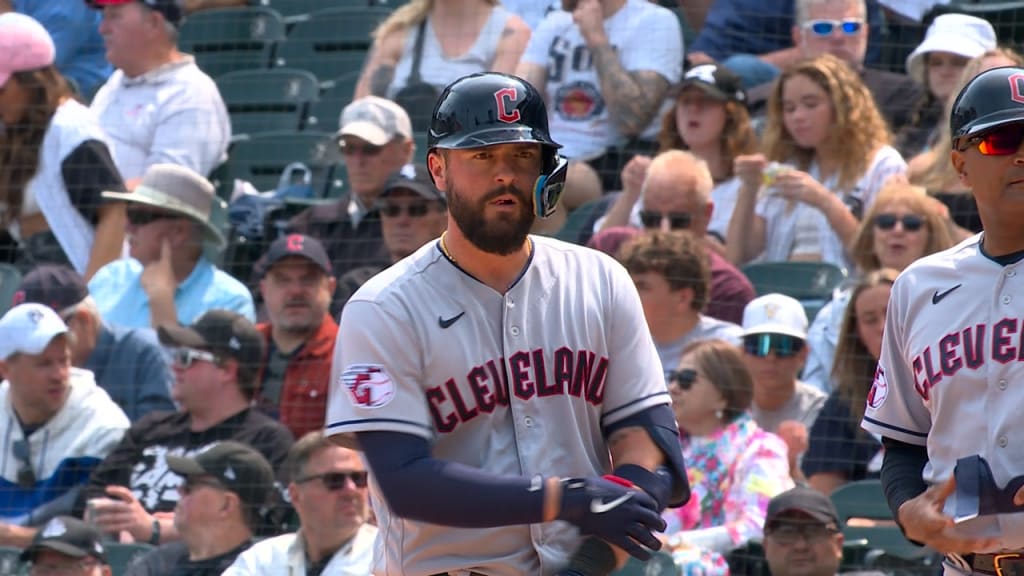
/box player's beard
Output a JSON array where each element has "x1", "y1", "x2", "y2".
[{"x1": 448, "y1": 182, "x2": 535, "y2": 256}]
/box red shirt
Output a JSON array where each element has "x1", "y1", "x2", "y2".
[{"x1": 706, "y1": 249, "x2": 756, "y2": 325}]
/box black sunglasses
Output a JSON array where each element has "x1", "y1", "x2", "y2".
[
  {"x1": 666, "y1": 368, "x2": 698, "y2": 390},
  {"x1": 639, "y1": 210, "x2": 691, "y2": 230},
  {"x1": 126, "y1": 209, "x2": 178, "y2": 227},
  {"x1": 13, "y1": 440, "x2": 35, "y2": 489},
  {"x1": 340, "y1": 142, "x2": 384, "y2": 157},
  {"x1": 874, "y1": 213, "x2": 924, "y2": 232},
  {"x1": 297, "y1": 471, "x2": 369, "y2": 490},
  {"x1": 743, "y1": 333, "x2": 806, "y2": 358},
  {"x1": 377, "y1": 202, "x2": 434, "y2": 218}
]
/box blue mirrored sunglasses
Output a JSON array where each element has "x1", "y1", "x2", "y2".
[{"x1": 804, "y1": 18, "x2": 862, "y2": 36}]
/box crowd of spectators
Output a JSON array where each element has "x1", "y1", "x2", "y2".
[{"x1": 0, "y1": 0, "x2": 1011, "y2": 573}]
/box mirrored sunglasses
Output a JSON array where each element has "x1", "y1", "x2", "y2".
[
  {"x1": 803, "y1": 18, "x2": 863, "y2": 36},
  {"x1": 173, "y1": 347, "x2": 220, "y2": 369},
  {"x1": 963, "y1": 123, "x2": 1024, "y2": 156},
  {"x1": 743, "y1": 333, "x2": 806, "y2": 358}
]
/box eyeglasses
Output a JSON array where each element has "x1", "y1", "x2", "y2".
[
  {"x1": 173, "y1": 347, "x2": 221, "y2": 369},
  {"x1": 803, "y1": 18, "x2": 863, "y2": 36},
  {"x1": 638, "y1": 210, "x2": 692, "y2": 230},
  {"x1": 767, "y1": 522, "x2": 840, "y2": 545},
  {"x1": 665, "y1": 368, "x2": 698, "y2": 390},
  {"x1": 30, "y1": 559, "x2": 100, "y2": 576},
  {"x1": 377, "y1": 201, "x2": 436, "y2": 218},
  {"x1": 874, "y1": 213, "x2": 924, "y2": 232},
  {"x1": 13, "y1": 439, "x2": 35, "y2": 489},
  {"x1": 126, "y1": 209, "x2": 177, "y2": 227},
  {"x1": 962, "y1": 123, "x2": 1024, "y2": 156},
  {"x1": 340, "y1": 142, "x2": 384, "y2": 157},
  {"x1": 180, "y1": 476, "x2": 228, "y2": 496},
  {"x1": 296, "y1": 470, "x2": 369, "y2": 490},
  {"x1": 743, "y1": 333, "x2": 806, "y2": 358}
]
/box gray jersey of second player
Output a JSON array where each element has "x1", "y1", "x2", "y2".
[
  {"x1": 751, "y1": 380, "x2": 828, "y2": 434},
  {"x1": 325, "y1": 236, "x2": 670, "y2": 576},
  {"x1": 655, "y1": 315, "x2": 744, "y2": 373}
]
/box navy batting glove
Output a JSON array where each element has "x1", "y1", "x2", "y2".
[{"x1": 557, "y1": 477, "x2": 666, "y2": 560}]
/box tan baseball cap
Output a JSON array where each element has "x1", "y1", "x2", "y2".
[{"x1": 338, "y1": 96, "x2": 412, "y2": 146}]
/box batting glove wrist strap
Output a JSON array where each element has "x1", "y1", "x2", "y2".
[{"x1": 557, "y1": 477, "x2": 666, "y2": 560}]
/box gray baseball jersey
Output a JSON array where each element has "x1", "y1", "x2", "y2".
[
  {"x1": 862, "y1": 234, "x2": 1024, "y2": 548},
  {"x1": 325, "y1": 235, "x2": 670, "y2": 576}
]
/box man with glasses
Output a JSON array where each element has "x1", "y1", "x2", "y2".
[
  {"x1": 224, "y1": 432, "x2": 376, "y2": 575},
  {"x1": 75, "y1": 310, "x2": 292, "y2": 549},
  {"x1": 288, "y1": 96, "x2": 415, "y2": 293},
  {"x1": 88, "y1": 163, "x2": 255, "y2": 330},
  {"x1": 123, "y1": 441, "x2": 274, "y2": 576},
  {"x1": 741, "y1": 294, "x2": 826, "y2": 479},
  {"x1": 14, "y1": 265, "x2": 174, "y2": 422},
  {"x1": 0, "y1": 304, "x2": 129, "y2": 548},
  {"x1": 763, "y1": 486, "x2": 886, "y2": 576},
  {"x1": 19, "y1": 516, "x2": 113, "y2": 576},
  {"x1": 254, "y1": 234, "x2": 337, "y2": 439},
  {"x1": 335, "y1": 163, "x2": 448, "y2": 310}
]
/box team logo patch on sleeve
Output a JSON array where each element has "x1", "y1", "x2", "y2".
[
  {"x1": 341, "y1": 364, "x2": 395, "y2": 409},
  {"x1": 867, "y1": 366, "x2": 888, "y2": 410}
]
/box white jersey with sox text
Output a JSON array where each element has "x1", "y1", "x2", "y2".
[
  {"x1": 862, "y1": 234, "x2": 1024, "y2": 548},
  {"x1": 325, "y1": 235, "x2": 670, "y2": 576}
]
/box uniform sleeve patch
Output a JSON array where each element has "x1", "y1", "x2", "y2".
[
  {"x1": 867, "y1": 366, "x2": 888, "y2": 410},
  {"x1": 341, "y1": 364, "x2": 396, "y2": 409}
]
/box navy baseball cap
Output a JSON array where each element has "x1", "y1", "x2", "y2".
[
  {"x1": 20, "y1": 516, "x2": 108, "y2": 564},
  {"x1": 257, "y1": 233, "x2": 332, "y2": 279},
  {"x1": 380, "y1": 163, "x2": 445, "y2": 202},
  {"x1": 85, "y1": 0, "x2": 184, "y2": 26},
  {"x1": 12, "y1": 265, "x2": 88, "y2": 312}
]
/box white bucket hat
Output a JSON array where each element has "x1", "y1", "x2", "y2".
[{"x1": 906, "y1": 14, "x2": 997, "y2": 85}]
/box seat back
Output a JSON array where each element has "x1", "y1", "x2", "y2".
[
  {"x1": 224, "y1": 130, "x2": 342, "y2": 195},
  {"x1": 218, "y1": 68, "x2": 320, "y2": 136},
  {"x1": 611, "y1": 550, "x2": 677, "y2": 575},
  {"x1": 106, "y1": 543, "x2": 155, "y2": 576},
  {"x1": 270, "y1": 0, "x2": 393, "y2": 20},
  {"x1": 0, "y1": 546, "x2": 26, "y2": 576},
  {"x1": 305, "y1": 71, "x2": 361, "y2": 130},
  {"x1": 275, "y1": 7, "x2": 391, "y2": 81},
  {"x1": 179, "y1": 7, "x2": 286, "y2": 77},
  {"x1": 741, "y1": 261, "x2": 847, "y2": 320},
  {"x1": 830, "y1": 479, "x2": 923, "y2": 562},
  {"x1": 0, "y1": 264, "x2": 22, "y2": 316}
]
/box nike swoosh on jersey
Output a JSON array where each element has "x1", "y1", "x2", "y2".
[
  {"x1": 438, "y1": 312, "x2": 465, "y2": 328},
  {"x1": 590, "y1": 492, "x2": 633, "y2": 514},
  {"x1": 932, "y1": 284, "x2": 962, "y2": 304}
]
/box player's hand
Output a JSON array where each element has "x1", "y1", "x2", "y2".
[
  {"x1": 558, "y1": 477, "x2": 666, "y2": 561},
  {"x1": 572, "y1": 0, "x2": 607, "y2": 46},
  {"x1": 734, "y1": 154, "x2": 768, "y2": 192},
  {"x1": 140, "y1": 238, "x2": 175, "y2": 300},
  {"x1": 897, "y1": 476, "x2": 999, "y2": 554},
  {"x1": 620, "y1": 155, "x2": 651, "y2": 200}
]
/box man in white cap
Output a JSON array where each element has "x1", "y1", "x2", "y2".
[
  {"x1": 287, "y1": 96, "x2": 415, "y2": 288},
  {"x1": 0, "y1": 303, "x2": 129, "y2": 548},
  {"x1": 88, "y1": 163, "x2": 255, "y2": 330},
  {"x1": 740, "y1": 294, "x2": 826, "y2": 479}
]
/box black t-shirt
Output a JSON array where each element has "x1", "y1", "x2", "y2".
[
  {"x1": 61, "y1": 139, "x2": 125, "y2": 225},
  {"x1": 931, "y1": 191, "x2": 982, "y2": 234},
  {"x1": 802, "y1": 391, "x2": 882, "y2": 482},
  {"x1": 75, "y1": 408, "x2": 293, "y2": 517},
  {"x1": 124, "y1": 540, "x2": 253, "y2": 576}
]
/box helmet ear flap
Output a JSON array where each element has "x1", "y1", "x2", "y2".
[{"x1": 533, "y1": 155, "x2": 567, "y2": 219}]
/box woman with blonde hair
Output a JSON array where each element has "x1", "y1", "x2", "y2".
[
  {"x1": 726, "y1": 54, "x2": 907, "y2": 270},
  {"x1": 909, "y1": 47, "x2": 1024, "y2": 236},
  {"x1": 354, "y1": 0, "x2": 530, "y2": 127}
]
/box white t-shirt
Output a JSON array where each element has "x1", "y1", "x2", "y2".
[{"x1": 521, "y1": 0, "x2": 683, "y2": 159}]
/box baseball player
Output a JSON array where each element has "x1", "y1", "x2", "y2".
[
  {"x1": 862, "y1": 66, "x2": 1024, "y2": 575},
  {"x1": 325, "y1": 72, "x2": 689, "y2": 576}
]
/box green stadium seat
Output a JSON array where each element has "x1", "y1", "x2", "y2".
[
  {"x1": 830, "y1": 480, "x2": 934, "y2": 565},
  {"x1": 224, "y1": 130, "x2": 343, "y2": 196},
  {"x1": 611, "y1": 550, "x2": 677, "y2": 575},
  {"x1": 178, "y1": 7, "x2": 286, "y2": 77},
  {"x1": 305, "y1": 71, "x2": 361, "y2": 131},
  {"x1": 106, "y1": 542, "x2": 155, "y2": 576},
  {"x1": 218, "y1": 68, "x2": 320, "y2": 137},
  {"x1": 0, "y1": 546, "x2": 26, "y2": 576},
  {"x1": 413, "y1": 131, "x2": 429, "y2": 164},
  {"x1": 275, "y1": 7, "x2": 391, "y2": 82},
  {"x1": 269, "y1": 0, "x2": 392, "y2": 21},
  {"x1": 740, "y1": 261, "x2": 847, "y2": 321},
  {"x1": 0, "y1": 264, "x2": 22, "y2": 316}
]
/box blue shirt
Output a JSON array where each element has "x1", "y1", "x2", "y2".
[
  {"x1": 85, "y1": 323, "x2": 176, "y2": 422},
  {"x1": 689, "y1": 0, "x2": 883, "y2": 65},
  {"x1": 14, "y1": 0, "x2": 112, "y2": 99},
  {"x1": 88, "y1": 256, "x2": 256, "y2": 329}
]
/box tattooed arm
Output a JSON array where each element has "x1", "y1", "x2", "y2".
[
  {"x1": 354, "y1": 27, "x2": 407, "y2": 99},
  {"x1": 491, "y1": 14, "x2": 533, "y2": 74}
]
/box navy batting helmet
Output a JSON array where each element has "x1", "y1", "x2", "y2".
[
  {"x1": 951, "y1": 66, "x2": 1024, "y2": 150},
  {"x1": 428, "y1": 72, "x2": 567, "y2": 219}
]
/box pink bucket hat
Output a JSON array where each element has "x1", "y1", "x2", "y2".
[{"x1": 0, "y1": 13, "x2": 56, "y2": 88}]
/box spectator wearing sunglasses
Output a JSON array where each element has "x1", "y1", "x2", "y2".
[
  {"x1": 123, "y1": 441, "x2": 274, "y2": 576},
  {"x1": 74, "y1": 310, "x2": 293, "y2": 549},
  {"x1": 287, "y1": 97, "x2": 415, "y2": 295},
  {"x1": 598, "y1": 150, "x2": 755, "y2": 324},
  {"x1": 87, "y1": 163, "x2": 255, "y2": 331},
  {"x1": 253, "y1": 234, "x2": 337, "y2": 439},
  {"x1": 741, "y1": 294, "x2": 826, "y2": 478},
  {"x1": 661, "y1": 339, "x2": 792, "y2": 574},
  {"x1": 744, "y1": 0, "x2": 922, "y2": 138},
  {"x1": 224, "y1": 432, "x2": 376, "y2": 575},
  {"x1": 335, "y1": 163, "x2": 448, "y2": 312},
  {"x1": 19, "y1": 516, "x2": 113, "y2": 576},
  {"x1": 617, "y1": 230, "x2": 743, "y2": 373},
  {"x1": 0, "y1": 303, "x2": 129, "y2": 548},
  {"x1": 802, "y1": 181, "x2": 954, "y2": 393},
  {"x1": 13, "y1": 265, "x2": 175, "y2": 422},
  {"x1": 729, "y1": 54, "x2": 908, "y2": 271}
]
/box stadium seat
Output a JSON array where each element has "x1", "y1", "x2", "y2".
[
  {"x1": 178, "y1": 7, "x2": 286, "y2": 77},
  {"x1": 275, "y1": 7, "x2": 392, "y2": 83},
  {"x1": 611, "y1": 550, "x2": 677, "y2": 575},
  {"x1": 269, "y1": 0, "x2": 392, "y2": 21},
  {"x1": 0, "y1": 546, "x2": 26, "y2": 576},
  {"x1": 223, "y1": 130, "x2": 343, "y2": 196},
  {"x1": 217, "y1": 68, "x2": 320, "y2": 137},
  {"x1": 740, "y1": 261, "x2": 847, "y2": 321},
  {"x1": 106, "y1": 542, "x2": 155, "y2": 576},
  {"x1": 413, "y1": 131, "x2": 429, "y2": 164},
  {"x1": 830, "y1": 479, "x2": 935, "y2": 567},
  {"x1": 305, "y1": 71, "x2": 361, "y2": 130},
  {"x1": 0, "y1": 264, "x2": 21, "y2": 316}
]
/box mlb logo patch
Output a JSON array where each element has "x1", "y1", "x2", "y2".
[{"x1": 341, "y1": 364, "x2": 395, "y2": 409}]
